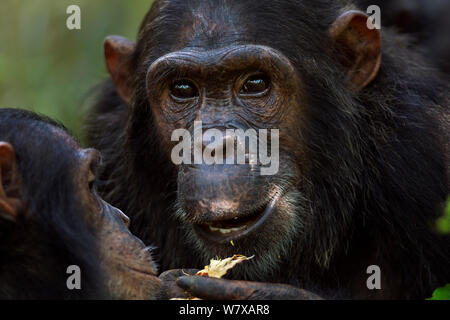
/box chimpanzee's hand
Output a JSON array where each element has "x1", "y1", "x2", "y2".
[
  {"x1": 176, "y1": 276, "x2": 323, "y2": 300},
  {"x1": 159, "y1": 269, "x2": 200, "y2": 299}
]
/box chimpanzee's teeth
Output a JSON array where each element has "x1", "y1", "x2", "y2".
[{"x1": 208, "y1": 225, "x2": 246, "y2": 234}]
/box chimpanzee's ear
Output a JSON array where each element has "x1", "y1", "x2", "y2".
[
  {"x1": 104, "y1": 35, "x2": 136, "y2": 104},
  {"x1": 329, "y1": 10, "x2": 382, "y2": 92},
  {"x1": 0, "y1": 142, "x2": 22, "y2": 221}
]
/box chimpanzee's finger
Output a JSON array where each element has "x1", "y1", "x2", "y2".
[
  {"x1": 176, "y1": 276, "x2": 257, "y2": 300},
  {"x1": 159, "y1": 269, "x2": 199, "y2": 299},
  {"x1": 160, "y1": 269, "x2": 199, "y2": 281},
  {"x1": 177, "y1": 276, "x2": 324, "y2": 300}
]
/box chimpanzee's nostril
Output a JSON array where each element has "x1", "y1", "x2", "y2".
[
  {"x1": 201, "y1": 132, "x2": 244, "y2": 165},
  {"x1": 201, "y1": 129, "x2": 231, "y2": 164}
]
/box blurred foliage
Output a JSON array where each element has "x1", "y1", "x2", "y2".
[
  {"x1": 436, "y1": 198, "x2": 450, "y2": 234},
  {"x1": 0, "y1": 0, "x2": 153, "y2": 141},
  {"x1": 429, "y1": 199, "x2": 450, "y2": 300},
  {"x1": 429, "y1": 284, "x2": 450, "y2": 300}
]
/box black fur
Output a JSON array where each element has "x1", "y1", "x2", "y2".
[
  {"x1": 0, "y1": 109, "x2": 106, "y2": 299},
  {"x1": 356, "y1": 0, "x2": 450, "y2": 76},
  {"x1": 86, "y1": 0, "x2": 449, "y2": 299}
]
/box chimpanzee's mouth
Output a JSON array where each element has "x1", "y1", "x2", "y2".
[
  {"x1": 125, "y1": 265, "x2": 157, "y2": 277},
  {"x1": 195, "y1": 199, "x2": 277, "y2": 243}
]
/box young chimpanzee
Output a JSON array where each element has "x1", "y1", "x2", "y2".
[{"x1": 0, "y1": 108, "x2": 162, "y2": 299}]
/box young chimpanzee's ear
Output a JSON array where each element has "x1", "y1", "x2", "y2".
[
  {"x1": 329, "y1": 10, "x2": 382, "y2": 92},
  {"x1": 0, "y1": 142, "x2": 22, "y2": 221},
  {"x1": 104, "y1": 35, "x2": 136, "y2": 104}
]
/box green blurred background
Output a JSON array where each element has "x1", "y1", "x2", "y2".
[{"x1": 0, "y1": 0, "x2": 153, "y2": 141}]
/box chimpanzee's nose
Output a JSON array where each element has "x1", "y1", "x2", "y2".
[{"x1": 199, "y1": 129, "x2": 255, "y2": 165}]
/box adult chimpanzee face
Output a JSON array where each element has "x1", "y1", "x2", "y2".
[
  {"x1": 146, "y1": 45, "x2": 303, "y2": 247},
  {"x1": 106, "y1": 40, "x2": 309, "y2": 268},
  {"x1": 104, "y1": 1, "x2": 382, "y2": 275}
]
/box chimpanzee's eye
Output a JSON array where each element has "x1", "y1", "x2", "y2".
[
  {"x1": 170, "y1": 80, "x2": 198, "y2": 99},
  {"x1": 240, "y1": 74, "x2": 270, "y2": 95}
]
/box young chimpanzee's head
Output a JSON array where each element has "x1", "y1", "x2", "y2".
[{"x1": 0, "y1": 108, "x2": 161, "y2": 299}]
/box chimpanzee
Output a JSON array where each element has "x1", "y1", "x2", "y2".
[
  {"x1": 86, "y1": 0, "x2": 450, "y2": 299},
  {"x1": 0, "y1": 108, "x2": 162, "y2": 299}
]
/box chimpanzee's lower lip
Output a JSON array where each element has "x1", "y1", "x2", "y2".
[
  {"x1": 115, "y1": 256, "x2": 157, "y2": 276},
  {"x1": 194, "y1": 197, "x2": 279, "y2": 243},
  {"x1": 125, "y1": 265, "x2": 157, "y2": 276}
]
